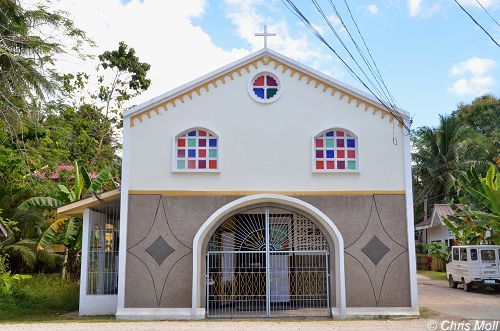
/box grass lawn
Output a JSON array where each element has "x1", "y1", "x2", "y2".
[
  {"x1": 0, "y1": 273, "x2": 81, "y2": 322},
  {"x1": 417, "y1": 270, "x2": 447, "y2": 281}
]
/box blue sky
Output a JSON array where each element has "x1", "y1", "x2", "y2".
[
  {"x1": 61, "y1": 0, "x2": 499, "y2": 128},
  {"x1": 193, "y1": 0, "x2": 499, "y2": 127}
]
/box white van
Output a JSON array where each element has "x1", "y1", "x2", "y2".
[{"x1": 446, "y1": 245, "x2": 500, "y2": 292}]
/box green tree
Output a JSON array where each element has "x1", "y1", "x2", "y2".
[
  {"x1": 18, "y1": 162, "x2": 116, "y2": 279},
  {"x1": 90, "y1": 41, "x2": 151, "y2": 166},
  {"x1": 412, "y1": 114, "x2": 471, "y2": 221},
  {"x1": 453, "y1": 95, "x2": 499, "y2": 166}
]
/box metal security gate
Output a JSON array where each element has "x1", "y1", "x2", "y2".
[{"x1": 206, "y1": 207, "x2": 331, "y2": 317}]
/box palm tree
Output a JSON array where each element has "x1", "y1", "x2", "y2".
[
  {"x1": 412, "y1": 114, "x2": 471, "y2": 214},
  {"x1": 0, "y1": 0, "x2": 92, "y2": 155},
  {"x1": 18, "y1": 161, "x2": 116, "y2": 279}
]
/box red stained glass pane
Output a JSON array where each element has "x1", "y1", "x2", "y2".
[
  {"x1": 188, "y1": 160, "x2": 196, "y2": 169},
  {"x1": 337, "y1": 139, "x2": 345, "y2": 147},
  {"x1": 315, "y1": 139, "x2": 323, "y2": 148},
  {"x1": 266, "y1": 75, "x2": 278, "y2": 86},
  {"x1": 316, "y1": 161, "x2": 324, "y2": 169},
  {"x1": 337, "y1": 150, "x2": 345, "y2": 158},
  {"x1": 198, "y1": 130, "x2": 207, "y2": 136},
  {"x1": 316, "y1": 150, "x2": 324, "y2": 158},
  {"x1": 199, "y1": 149, "x2": 206, "y2": 157},
  {"x1": 177, "y1": 139, "x2": 186, "y2": 147},
  {"x1": 198, "y1": 160, "x2": 206, "y2": 169},
  {"x1": 336, "y1": 131, "x2": 345, "y2": 137},
  {"x1": 209, "y1": 160, "x2": 217, "y2": 169},
  {"x1": 326, "y1": 161, "x2": 335, "y2": 169},
  {"x1": 347, "y1": 150, "x2": 356, "y2": 158},
  {"x1": 253, "y1": 75, "x2": 265, "y2": 86}
]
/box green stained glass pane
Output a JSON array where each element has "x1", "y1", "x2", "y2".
[
  {"x1": 266, "y1": 88, "x2": 278, "y2": 99},
  {"x1": 177, "y1": 160, "x2": 185, "y2": 169},
  {"x1": 188, "y1": 139, "x2": 196, "y2": 147},
  {"x1": 325, "y1": 139, "x2": 334, "y2": 148},
  {"x1": 348, "y1": 160, "x2": 356, "y2": 170},
  {"x1": 209, "y1": 149, "x2": 217, "y2": 158}
]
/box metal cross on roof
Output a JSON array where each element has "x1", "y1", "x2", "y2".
[{"x1": 255, "y1": 25, "x2": 276, "y2": 49}]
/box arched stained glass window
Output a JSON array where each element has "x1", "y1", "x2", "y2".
[
  {"x1": 174, "y1": 128, "x2": 219, "y2": 171},
  {"x1": 313, "y1": 129, "x2": 358, "y2": 172}
]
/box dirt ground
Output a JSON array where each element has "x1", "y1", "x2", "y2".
[{"x1": 2, "y1": 274, "x2": 499, "y2": 331}]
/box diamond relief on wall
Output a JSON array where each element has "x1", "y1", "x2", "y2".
[
  {"x1": 345, "y1": 196, "x2": 407, "y2": 306},
  {"x1": 127, "y1": 197, "x2": 192, "y2": 306},
  {"x1": 145, "y1": 236, "x2": 175, "y2": 265},
  {"x1": 361, "y1": 235, "x2": 389, "y2": 266}
]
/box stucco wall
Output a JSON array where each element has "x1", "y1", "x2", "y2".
[
  {"x1": 125, "y1": 58, "x2": 406, "y2": 192},
  {"x1": 124, "y1": 194, "x2": 410, "y2": 309}
]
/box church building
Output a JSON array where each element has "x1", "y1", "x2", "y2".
[{"x1": 57, "y1": 42, "x2": 418, "y2": 319}]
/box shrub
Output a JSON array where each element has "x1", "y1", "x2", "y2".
[
  {"x1": 0, "y1": 273, "x2": 78, "y2": 320},
  {"x1": 425, "y1": 242, "x2": 449, "y2": 261}
]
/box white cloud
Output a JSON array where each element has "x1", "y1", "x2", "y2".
[
  {"x1": 223, "y1": 0, "x2": 324, "y2": 62},
  {"x1": 408, "y1": 0, "x2": 439, "y2": 18},
  {"x1": 51, "y1": 0, "x2": 250, "y2": 105},
  {"x1": 46, "y1": 0, "x2": 345, "y2": 107},
  {"x1": 359, "y1": 4, "x2": 379, "y2": 16},
  {"x1": 451, "y1": 57, "x2": 496, "y2": 76},
  {"x1": 459, "y1": 0, "x2": 500, "y2": 7},
  {"x1": 449, "y1": 57, "x2": 496, "y2": 96}
]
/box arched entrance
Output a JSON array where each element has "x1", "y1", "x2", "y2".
[{"x1": 192, "y1": 194, "x2": 346, "y2": 318}]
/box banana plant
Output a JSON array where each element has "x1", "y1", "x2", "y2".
[
  {"x1": 443, "y1": 165, "x2": 500, "y2": 245},
  {"x1": 18, "y1": 161, "x2": 116, "y2": 278}
]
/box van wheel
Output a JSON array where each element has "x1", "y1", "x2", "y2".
[
  {"x1": 463, "y1": 281, "x2": 472, "y2": 292},
  {"x1": 448, "y1": 275, "x2": 458, "y2": 288}
]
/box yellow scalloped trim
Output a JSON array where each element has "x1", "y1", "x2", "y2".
[{"x1": 130, "y1": 55, "x2": 404, "y2": 127}]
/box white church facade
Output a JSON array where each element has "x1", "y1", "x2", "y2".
[{"x1": 58, "y1": 47, "x2": 418, "y2": 319}]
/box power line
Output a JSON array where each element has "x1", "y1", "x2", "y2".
[
  {"x1": 309, "y1": 0, "x2": 391, "y2": 107},
  {"x1": 280, "y1": 0, "x2": 410, "y2": 131},
  {"x1": 453, "y1": 0, "x2": 500, "y2": 48},
  {"x1": 475, "y1": 0, "x2": 500, "y2": 28},
  {"x1": 340, "y1": 0, "x2": 402, "y2": 110},
  {"x1": 320, "y1": 0, "x2": 398, "y2": 110}
]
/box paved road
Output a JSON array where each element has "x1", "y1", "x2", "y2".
[{"x1": 418, "y1": 274, "x2": 500, "y2": 320}]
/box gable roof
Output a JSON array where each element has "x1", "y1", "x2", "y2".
[
  {"x1": 124, "y1": 48, "x2": 410, "y2": 128},
  {"x1": 415, "y1": 203, "x2": 463, "y2": 230}
]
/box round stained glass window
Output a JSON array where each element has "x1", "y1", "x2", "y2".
[{"x1": 248, "y1": 72, "x2": 282, "y2": 104}]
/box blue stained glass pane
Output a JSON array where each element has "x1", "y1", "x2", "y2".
[
  {"x1": 326, "y1": 150, "x2": 334, "y2": 158},
  {"x1": 347, "y1": 139, "x2": 356, "y2": 148},
  {"x1": 188, "y1": 149, "x2": 196, "y2": 157},
  {"x1": 325, "y1": 131, "x2": 334, "y2": 136},
  {"x1": 209, "y1": 139, "x2": 217, "y2": 147},
  {"x1": 253, "y1": 88, "x2": 265, "y2": 99},
  {"x1": 188, "y1": 131, "x2": 196, "y2": 136}
]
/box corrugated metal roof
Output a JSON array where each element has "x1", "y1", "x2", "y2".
[{"x1": 415, "y1": 203, "x2": 462, "y2": 230}]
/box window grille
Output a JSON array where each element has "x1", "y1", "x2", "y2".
[{"x1": 87, "y1": 200, "x2": 120, "y2": 295}]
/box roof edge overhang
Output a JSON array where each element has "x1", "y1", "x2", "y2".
[
  {"x1": 56, "y1": 188, "x2": 121, "y2": 218},
  {"x1": 124, "y1": 48, "x2": 410, "y2": 123}
]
